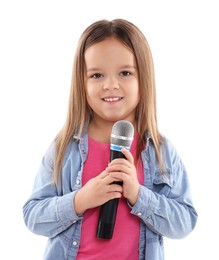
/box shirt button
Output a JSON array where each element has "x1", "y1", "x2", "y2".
[
  {"x1": 76, "y1": 179, "x2": 80, "y2": 185},
  {"x1": 137, "y1": 212, "x2": 142, "y2": 216},
  {"x1": 73, "y1": 241, "x2": 78, "y2": 246}
]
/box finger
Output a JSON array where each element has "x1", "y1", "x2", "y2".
[
  {"x1": 107, "y1": 164, "x2": 131, "y2": 175},
  {"x1": 121, "y1": 147, "x2": 134, "y2": 164},
  {"x1": 99, "y1": 170, "x2": 122, "y2": 185},
  {"x1": 98, "y1": 169, "x2": 109, "y2": 179},
  {"x1": 108, "y1": 157, "x2": 131, "y2": 167},
  {"x1": 109, "y1": 171, "x2": 126, "y2": 182},
  {"x1": 108, "y1": 183, "x2": 123, "y2": 193}
]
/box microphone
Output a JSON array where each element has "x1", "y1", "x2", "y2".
[{"x1": 96, "y1": 120, "x2": 134, "y2": 239}]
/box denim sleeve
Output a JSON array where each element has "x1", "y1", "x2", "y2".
[
  {"x1": 130, "y1": 140, "x2": 198, "y2": 239},
  {"x1": 22, "y1": 142, "x2": 82, "y2": 238}
]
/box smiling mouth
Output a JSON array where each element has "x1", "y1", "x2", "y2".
[{"x1": 102, "y1": 97, "x2": 123, "y2": 102}]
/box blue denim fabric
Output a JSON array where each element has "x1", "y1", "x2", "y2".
[{"x1": 23, "y1": 132, "x2": 197, "y2": 260}]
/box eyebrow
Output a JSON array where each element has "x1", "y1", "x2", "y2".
[
  {"x1": 86, "y1": 67, "x2": 102, "y2": 73},
  {"x1": 86, "y1": 65, "x2": 136, "y2": 72},
  {"x1": 120, "y1": 65, "x2": 137, "y2": 69}
]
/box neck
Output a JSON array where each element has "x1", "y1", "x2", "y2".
[
  {"x1": 88, "y1": 120, "x2": 114, "y2": 143},
  {"x1": 88, "y1": 116, "x2": 137, "y2": 143}
]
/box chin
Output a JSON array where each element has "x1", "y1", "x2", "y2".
[{"x1": 107, "y1": 116, "x2": 131, "y2": 123}]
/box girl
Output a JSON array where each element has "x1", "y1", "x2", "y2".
[{"x1": 23, "y1": 19, "x2": 198, "y2": 260}]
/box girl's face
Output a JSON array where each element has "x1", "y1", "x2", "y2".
[{"x1": 85, "y1": 37, "x2": 140, "y2": 125}]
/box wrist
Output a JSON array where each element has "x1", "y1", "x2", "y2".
[
  {"x1": 128, "y1": 186, "x2": 140, "y2": 206},
  {"x1": 74, "y1": 189, "x2": 86, "y2": 215}
]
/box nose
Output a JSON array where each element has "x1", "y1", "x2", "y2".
[{"x1": 102, "y1": 76, "x2": 119, "y2": 90}]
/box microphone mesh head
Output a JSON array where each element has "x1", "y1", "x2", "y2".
[{"x1": 110, "y1": 120, "x2": 134, "y2": 147}]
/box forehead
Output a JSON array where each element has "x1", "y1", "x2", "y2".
[{"x1": 84, "y1": 37, "x2": 135, "y2": 66}]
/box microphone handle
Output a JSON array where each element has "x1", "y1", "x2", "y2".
[
  {"x1": 96, "y1": 150, "x2": 126, "y2": 239},
  {"x1": 110, "y1": 149, "x2": 127, "y2": 161},
  {"x1": 96, "y1": 198, "x2": 119, "y2": 239},
  {"x1": 110, "y1": 149, "x2": 126, "y2": 186}
]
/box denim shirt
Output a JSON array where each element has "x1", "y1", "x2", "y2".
[{"x1": 23, "y1": 132, "x2": 198, "y2": 260}]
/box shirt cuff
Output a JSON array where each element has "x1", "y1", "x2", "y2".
[{"x1": 57, "y1": 191, "x2": 82, "y2": 226}]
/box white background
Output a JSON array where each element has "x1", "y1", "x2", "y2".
[{"x1": 0, "y1": 0, "x2": 218, "y2": 259}]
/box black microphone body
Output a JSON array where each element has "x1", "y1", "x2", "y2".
[{"x1": 96, "y1": 120, "x2": 134, "y2": 239}]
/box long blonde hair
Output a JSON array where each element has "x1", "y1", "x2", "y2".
[{"x1": 53, "y1": 19, "x2": 163, "y2": 186}]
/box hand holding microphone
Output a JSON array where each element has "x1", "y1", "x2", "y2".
[
  {"x1": 96, "y1": 120, "x2": 134, "y2": 239},
  {"x1": 107, "y1": 146, "x2": 140, "y2": 207}
]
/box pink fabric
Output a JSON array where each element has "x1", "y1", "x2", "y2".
[{"x1": 76, "y1": 133, "x2": 144, "y2": 259}]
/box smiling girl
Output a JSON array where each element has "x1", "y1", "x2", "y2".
[{"x1": 23, "y1": 19, "x2": 197, "y2": 260}]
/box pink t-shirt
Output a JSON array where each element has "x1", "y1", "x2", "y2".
[{"x1": 76, "y1": 133, "x2": 144, "y2": 259}]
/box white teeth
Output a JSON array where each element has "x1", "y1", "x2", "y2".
[{"x1": 103, "y1": 97, "x2": 122, "y2": 102}]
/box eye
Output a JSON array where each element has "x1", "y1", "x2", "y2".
[
  {"x1": 91, "y1": 73, "x2": 103, "y2": 79},
  {"x1": 120, "y1": 71, "x2": 131, "y2": 77}
]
